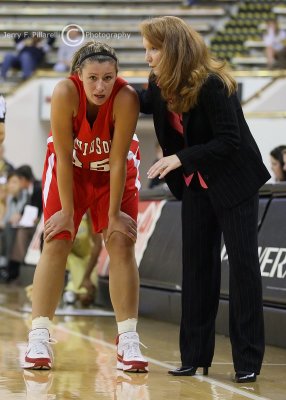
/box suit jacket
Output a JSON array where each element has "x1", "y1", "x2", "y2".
[
  {"x1": 26, "y1": 180, "x2": 43, "y2": 217},
  {"x1": 138, "y1": 75, "x2": 271, "y2": 208}
]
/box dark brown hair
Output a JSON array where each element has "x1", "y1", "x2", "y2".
[{"x1": 70, "y1": 41, "x2": 118, "y2": 74}]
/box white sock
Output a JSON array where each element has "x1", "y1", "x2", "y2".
[
  {"x1": 117, "y1": 318, "x2": 137, "y2": 334},
  {"x1": 32, "y1": 316, "x2": 52, "y2": 331}
]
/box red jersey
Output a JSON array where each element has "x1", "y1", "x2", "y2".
[
  {"x1": 47, "y1": 74, "x2": 140, "y2": 187},
  {"x1": 43, "y1": 74, "x2": 141, "y2": 236}
]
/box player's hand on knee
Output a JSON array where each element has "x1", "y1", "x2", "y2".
[
  {"x1": 106, "y1": 211, "x2": 137, "y2": 243},
  {"x1": 44, "y1": 210, "x2": 74, "y2": 242}
]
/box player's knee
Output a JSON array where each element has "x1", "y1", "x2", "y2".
[
  {"x1": 42, "y1": 239, "x2": 73, "y2": 259},
  {"x1": 108, "y1": 231, "x2": 134, "y2": 257}
]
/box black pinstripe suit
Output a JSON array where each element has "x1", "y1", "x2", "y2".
[{"x1": 138, "y1": 75, "x2": 270, "y2": 374}]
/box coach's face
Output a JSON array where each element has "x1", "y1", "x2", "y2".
[
  {"x1": 143, "y1": 37, "x2": 162, "y2": 76},
  {"x1": 79, "y1": 61, "x2": 117, "y2": 106}
]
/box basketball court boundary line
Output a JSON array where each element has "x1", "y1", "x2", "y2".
[{"x1": 0, "y1": 305, "x2": 270, "y2": 400}]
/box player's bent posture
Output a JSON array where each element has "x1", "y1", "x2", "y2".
[{"x1": 24, "y1": 41, "x2": 148, "y2": 373}]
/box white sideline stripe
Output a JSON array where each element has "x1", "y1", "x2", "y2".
[
  {"x1": 0, "y1": 306, "x2": 270, "y2": 400},
  {"x1": 167, "y1": 361, "x2": 286, "y2": 366}
]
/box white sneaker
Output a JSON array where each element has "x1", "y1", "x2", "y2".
[
  {"x1": 24, "y1": 328, "x2": 55, "y2": 370},
  {"x1": 116, "y1": 332, "x2": 148, "y2": 372}
]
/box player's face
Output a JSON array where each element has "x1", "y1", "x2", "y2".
[
  {"x1": 79, "y1": 61, "x2": 117, "y2": 106},
  {"x1": 143, "y1": 37, "x2": 162, "y2": 76}
]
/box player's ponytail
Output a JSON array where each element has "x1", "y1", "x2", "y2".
[{"x1": 70, "y1": 41, "x2": 118, "y2": 74}]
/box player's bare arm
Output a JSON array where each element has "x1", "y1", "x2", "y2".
[
  {"x1": 106, "y1": 85, "x2": 139, "y2": 242},
  {"x1": 44, "y1": 79, "x2": 77, "y2": 241}
]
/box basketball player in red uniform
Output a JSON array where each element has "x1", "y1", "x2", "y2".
[{"x1": 24, "y1": 41, "x2": 148, "y2": 372}]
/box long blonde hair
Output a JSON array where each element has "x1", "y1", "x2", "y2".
[
  {"x1": 140, "y1": 16, "x2": 237, "y2": 113},
  {"x1": 70, "y1": 41, "x2": 118, "y2": 74}
]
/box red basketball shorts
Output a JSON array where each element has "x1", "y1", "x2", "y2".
[{"x1": 42, "y1": 148, "x2": 140, "y2": 240}]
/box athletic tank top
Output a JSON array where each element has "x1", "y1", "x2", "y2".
[{"x1": 47, "y1": 74, "x2": 140, "y2": 173}]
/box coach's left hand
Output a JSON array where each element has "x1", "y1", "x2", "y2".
[{"x1": 147, "y1": 154, "x2": 182, "y2": 180}]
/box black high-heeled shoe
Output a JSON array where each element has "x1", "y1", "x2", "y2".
[
  {"x1": 234, "y1": 372, "x2": 257, "y2": 383},
  {"x1": 168, "y1": 366, "x2": 209, "y2": 376}
]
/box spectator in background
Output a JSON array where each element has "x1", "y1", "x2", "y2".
[
  {"x1": 270, "y1": 145, "x2": 286, "y2": 182},
  {"x1": 263, "y1": 19, "x2": 286, "y2": 69},
  {"x1": 53, "y1": 25, "x2": 83, "y2": 73},
  {"x1": 282, "y1": 149, "x2": 286, "y2": 175},
  {"x1": 4, "y1": 165, "x2": 42, "y2": 282},
  {"x1": 0, "y1": 183, "x2": 7, "y2": 264},
  {"x1": 15, "y1": 165, "x2": 42, "y2": 215},
  {"x1": 0, "y1": 171, "x2": 28, "y2": 281},
  {"x1": 2, "y1": 171, "x2": 27, "y2": 228},
  {"x1": 182, "y1": 0, "x2": 197, "y2": 7},
  {"x1": 0, "y1": 96, "x2": 13, "y2": 182},
  {"x1": 64, "y1": 212, "x2": 102, "y2": 307},
  {"x1": 0, "y1": 144, "x2": 14, "y2": 183},
  {"x1": 0, "y1": 184, "x2": 7, "y2": 227},
  {"x1": 0, "y1": 95, "x2": 6, "y2": 143},
  {"x1": 1, "y1": 33, "x2": 55, "y2": 81}
]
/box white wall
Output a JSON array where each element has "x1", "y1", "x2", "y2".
[
  {"x1": 5, "y1": 79, "x2": 53, "y2": 180},
  {"x1": 236, "y1": 76, "x2": 272, "y2": 103},
  {"x1": 243, "y1": 78, "x2": 286, "y2": 112},
  {"x1": 246, "y1": 118, "x2": 286, "y2": 182}
]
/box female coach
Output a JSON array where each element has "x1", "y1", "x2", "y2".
[{"x1": 138, "y1": 16, "x2": 270, "y2": 383}]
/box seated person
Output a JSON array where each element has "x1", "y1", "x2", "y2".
[
  {"x1": 282, "y1": 149, "x2": 286, "y2": 177},
  {"x1": 0, "y1": 171, "x2": 28, "y2": 281},
  {"x1": 0, "y1": 144, "x2": 14, "y2": 183},
  {"x1": 269, "y1": 145, "x2": 286, "y2": 182},
  {"x1": 0, "y1": 183, "x2": 7, "y2": 264},
  {"x1": 53, "y1": 25, "x2": 83, "y2": 72},
  {"x1": 64, "y1": 211, "x2": 102, "y2": 307},
  {"x1": 182, "y1": 0, "x2": 197, "y2": 6},
  {"x1": 263, "y1": 19, "x2": 286, "y2": 69},
  {"x1": 5, "y1": 165, "x2": 42, "y2": 282},
  {"x1": 0, "y1": 97, "x2": 13, "y2": 182},
  {"x1": 0, "y1": 183, "x2": 7, "y2": 226},
  {"x1": 26, "y1": 212, "x2": 102, "y2": 307},
  {"x1": 1, "y1": 33, "x2": 55, "y2": 80}
]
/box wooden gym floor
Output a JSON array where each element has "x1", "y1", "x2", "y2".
[{"x1": 0, "y1": 284, "x2": 285, "y2": 400}]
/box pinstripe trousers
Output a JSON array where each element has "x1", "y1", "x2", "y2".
[{"x1": 180, "y1": 184, "x2": 265, "y2": 373}]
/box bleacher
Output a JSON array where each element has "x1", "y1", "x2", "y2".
[
  {"x1": 211, "y1": 0, "x2": 286, "y2": 68},
  {"x1": 1, "y1": 0, "x2": 286, "y2": 95},
  {"x1": 0, "y1": 0, "x2": 230, "y2": 95}
]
